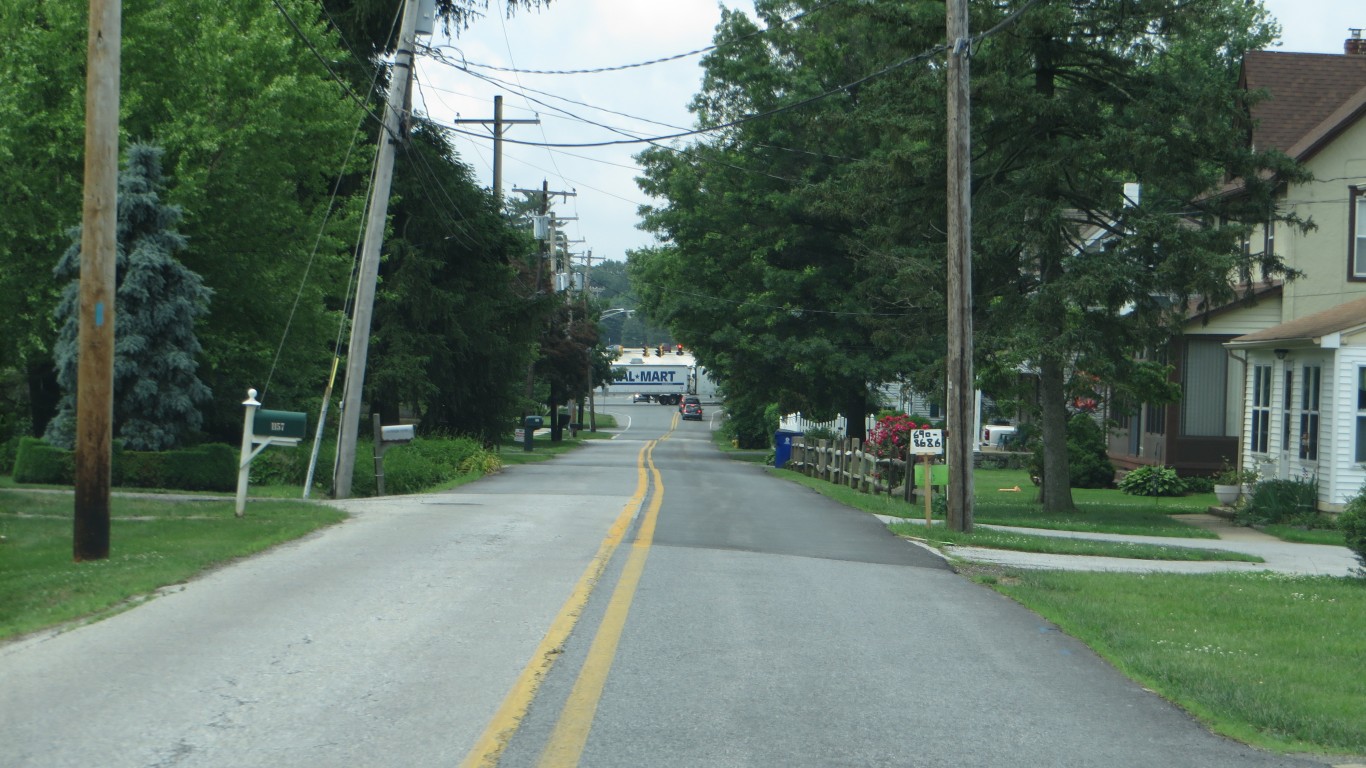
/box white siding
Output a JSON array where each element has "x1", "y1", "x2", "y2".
[
  {"x1": 1330, "y1": 347, "x2": 1366, "y2": 509},
  {"x1": 1242, "y1": 347, "x2": 1366, "y2": 511},
  {"x1": 1189, "y1": 295, "x2": 1283, "y2": 335}
]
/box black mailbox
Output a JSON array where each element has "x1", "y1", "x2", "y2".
[{"x1": 524, "y1": 415, "x2": 544, "y2": 429}]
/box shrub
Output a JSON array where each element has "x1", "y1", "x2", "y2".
[
  {"x1": 367, "y1": 435, "x2": 500, "y2": 495},
  {"x1": 1212, "y1": 460, "x2": 1258, "y2": 487},
  {"x1": 0, "y1": 435, "x2": 21, "y2": 475},
  {"x1": 1030, "y1": 415, "x2": 1114, "y2": 489},
  {"x1": 803, "y1": 426, "x2": 838, "y2": 442},
  {"x1": 721, "y1": 395, "x2": 777, "y2": 449},
  {"x1": 162, "y1": 444, "x2": 237, "y2": 491},
  {"x1": 1339, "y1": 487, "x2": 1366, "y2": 574},
  {"x1": 1181, "y1": 475, "x2": 1214, "y2": 494},
  {"x1": 1238, "y1": 477, "x2": 1321, "y2": 527},
  {"x1": 12, "y1": 437, "x2": 73, "y2": 484},
  {"x1": 1066, "y1": 415, "x2": 1114, "y2": 488},
  {"x1": 119, "y1": 450, "x2": 164, "y2": 488},
  {"x1": 1118, "y1": 465, "x2": 1185, "y2": 497},
  {"x1": 13, "y1": 438, "x2": 236, "y2": 491}
]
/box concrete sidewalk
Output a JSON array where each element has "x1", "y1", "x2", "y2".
[{"x1": 877, "y1": 512, "x2": 1362, "y2": 576}]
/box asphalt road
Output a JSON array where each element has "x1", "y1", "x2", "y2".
[{"x1": 0, "y1": 396, "x2": 1331, "y2": 767}]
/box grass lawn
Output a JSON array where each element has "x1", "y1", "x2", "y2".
[
  {"x1": 0, "y1": 490, "x2": 345, "y2": 642},
  {"x1": 978, "y1": 567, "x2": 1366, "y2": 756}
]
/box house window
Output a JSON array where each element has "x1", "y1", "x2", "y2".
[
  {"x1": 1353, "y1": 187, "x2": 1366, "y2": 280},
  {"x1": 1264, "y1": 219, "x2": 1275, "y2": 257},
  {"x1": 1251, "y1": 364, "x2": 1272, "y2": 454},
  {"x1": 1282, "y1": 367, "x2": 1293, "y2": 451},
  {"x1": 1357, "y1": 367, "x2": 1366, "y2": 463},
  {"x1": 1294, "y1": 363, "x2": 1316, "y2": 459}
]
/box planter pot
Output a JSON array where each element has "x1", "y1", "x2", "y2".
[{"x1": 1213, "y1": 484, "x2": 1241, "y2": 505}]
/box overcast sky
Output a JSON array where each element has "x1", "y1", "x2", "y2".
[{"x1": 414, "y1": 0, "x2": 1365, "y2": 264}]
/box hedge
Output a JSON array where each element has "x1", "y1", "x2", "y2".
[{"x1": 12, "y1": 437, "x2": 236, "y2": 491}]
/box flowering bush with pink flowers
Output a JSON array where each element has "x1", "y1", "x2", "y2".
[
  {"x1": 866, "y1": 414, "x2": 923, "y2": 461},
  {"x1": 865, "y1": 414, "x2": 925, "y2": 487}
]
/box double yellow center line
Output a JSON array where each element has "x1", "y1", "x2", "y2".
[{"x1": 460, "y1": 415, "x2": 676, "y2": 768}]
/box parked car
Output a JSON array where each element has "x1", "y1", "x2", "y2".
[
  {"x1": 681, "y1": 402, "x2": 704, "y2": 421},
  {"x1": 982, "y1": 423, "x2": 1018, "y2": 448}
]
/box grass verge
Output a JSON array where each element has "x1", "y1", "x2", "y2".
[
  {"x1": 497, "y1": 433, "x2": 605, "y2": 465},
  {"x1": 976, "y1": 567, "x2": 1366, "y2": 756},
  {"x1": 891, "y1": 523, "x2": 1261, "y2": 562},
  {"x1": 0, "y1": 490, "x2": 345, "y2": 642},
  {"x1": 775, "y1": 468, "x2": 1216, "y2": 538},
  {"x1": 1255, "y1": 524, "x2": 1347, "y2": 546},
  {"x1": 710, "y1": 428, "x2": 770, "y2": 463}
]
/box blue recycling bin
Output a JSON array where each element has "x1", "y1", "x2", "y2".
[{"x1": 773, "y1": 429, "x2": 803, "y2": 469}]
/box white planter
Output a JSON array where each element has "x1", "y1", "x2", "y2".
[{"x1": 1213, "y1": 484, "x2": 1240, "y2": 505}]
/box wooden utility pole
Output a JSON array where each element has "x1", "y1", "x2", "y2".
[
  {"x1": 945, "y1": 0, "x2": 975, "y2": 532},
  {"x1": 450, "y1": 95, "x2": 539, "y2": 206},
  {"x1": 582, "y1": 249, "x2": 597, "y2": 433},
  {"x1": 513, "y1": 182, "x2": 577, "y2": 437},
  {"x1": 333, "y1": 0, "x2": 420, "y2": 500},
  {"x1": 73, "y1": 0, "x2": 121, "y2": 561}
]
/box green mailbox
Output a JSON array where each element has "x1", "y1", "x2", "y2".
[{"x1": 253, "y1": 409, "x2": 307, "y2": 440}]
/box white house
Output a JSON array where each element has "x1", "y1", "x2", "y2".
[{"x1": 1222, "y1": 38, "x2": 1366, "y2": 511}]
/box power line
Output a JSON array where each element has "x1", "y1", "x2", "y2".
[
  {"x1": 432, "y1": 0, "x2": 847, "y2": 76},
  {"x1": 425, "y1": 53, "x2": 857, "y2": 164},
  {"x1": 268, "y1": 0, "x2": 389, "y2": 137},
  {"x1": 420, "y1": 0, "x2": 1044, "y2": 150}
]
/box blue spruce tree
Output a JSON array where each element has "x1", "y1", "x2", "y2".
[{"x1": 46, "y1": 143, "x2": 212, "y2": 450}]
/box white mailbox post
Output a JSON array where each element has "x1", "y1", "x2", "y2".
[
  {"x1": 372, "y1": 415, "x2": 416, "y2": 496},
  {"x1": 237, "y1": 388, "x2": 305, "y2": 517}
]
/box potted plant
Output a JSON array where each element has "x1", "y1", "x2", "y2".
[{"x1": 1212, "y1": 461, "x2": 1256, "y2": 505}]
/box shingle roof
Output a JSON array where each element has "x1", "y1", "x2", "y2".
[
  {"x1": 1240, "y1": 51, "x2": 1366, "y2": 157},
  {"x1": 1228, "y1": 294, "x2": 1366, "y2": 347}
]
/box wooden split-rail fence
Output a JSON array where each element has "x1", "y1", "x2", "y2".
[{"x1": 784, "y1": 436, "x2": 927, "y2": 502}]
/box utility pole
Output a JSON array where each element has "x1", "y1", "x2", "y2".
[
  {"x1": 945, "y1": 0, "x2": 975, "y2": 532},
  {"x1": 333, "y1": 0, "x2": 420, "y2": 500},
  {"x1": 73, "y1": 0, "x2": 121, "y2": 561},
  {"x1": 580, "y1": 249, "x2": 598, "y2": 432},
  {"x1": 513, "y1": 182, "x2": 577, "y2": 439},
  {"x1": 450, "y1": 95, "x2": 539, "y2": 206},
  {"x1": 512, "y1": 182, "x2": 576, "y2": 292}
]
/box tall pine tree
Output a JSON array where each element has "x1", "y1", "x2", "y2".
[{"x1": 46, "y1": 144, "x2": 212, "y2": 451}]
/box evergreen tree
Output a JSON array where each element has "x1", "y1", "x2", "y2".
[{"x1": 46, "y1": 144, "x2": 212, "y2": 451}]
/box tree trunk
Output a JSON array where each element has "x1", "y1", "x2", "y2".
[
  {"x1": 845, "y1": 389, "x2": 868, "y2": 443},
  {"x1": 1038, "y1": 356, "x2": 1076, "y2": 513},
  {"x1": 26, "y1": 360, "x2": 61, "y2": 437},
  {"x1": 548, "y1": 383, "x2": 563, "y2": 442}
]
